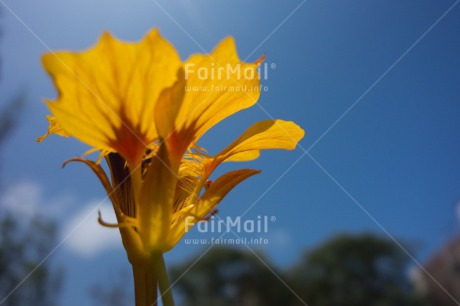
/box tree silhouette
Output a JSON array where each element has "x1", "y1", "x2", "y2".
[
  {"x1": 171, "y1": 247, "x2": 293, "y2": 306},
  {"x1": 289, "y1": 233, "x2": 427, "y2": 306},
  {"x1": 0, "y1": 214, "x2": 62, "y2": 306},
  {"x1": 171, "y1": 234, "x2": 429, "y2": 306}
]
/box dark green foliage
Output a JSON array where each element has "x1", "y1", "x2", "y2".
[
  {"x1": 171, "y1": 234, "x2": 429, "y2": 306},
  {"x1": 290, "y1": 234, "x2": 427, "y2": 306},
  {"x1": 0, "y1": 214, "x2": 62, "y2": 306},
  {"x1": 171, "y1": 247, "x2": 293, "y2": 306}
]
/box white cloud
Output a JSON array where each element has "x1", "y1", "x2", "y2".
[
  {"x1": 1, "y1": 180, "x2": 74, "y2": 218},
  {"x1": 1, "y1": 180, "x2": 124, "y2": 258},
  {"x1": 1, "y1": 180, "x2": 67, "y2": 217},
  {"x1": 1, "y1": 180, "x2": 42, "y2": 216},
  {"x1": 61, "y1": 200, "x2": 123, "y2": 258}
]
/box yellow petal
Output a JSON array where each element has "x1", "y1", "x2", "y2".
[
  {"x1": 171, "y1": 37, "x2": 262, "y2": 155},
  {"x1": 217, "y1": 119, "x2": 305, "y2": 163},
  {"x1": 196, "y1": 168, "x2": 261, "y2": 220},
  {"x1": 42, "y1": 29, "x2": 182, "y2": 166},
  {"x1": 36, "y1": 115, "x2": 71, "y2": 142},
  {"x1": 155, "y1": 69, "x2": 186, "y2": 139},
  {"x1": 154, "y1": 69, "x2": 188, "y2": 163},
  {"x1": 137, "y1": 144, "x2": 178, "y2": 252},
  {"x1": 165, "y1": 168, "x2": 260, "y2": 250},
  {"x1": 223, "y1": 150, "x2": 260, "y2": 162}
]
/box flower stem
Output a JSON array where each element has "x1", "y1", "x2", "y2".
[
  {"x1": 153, "y1": 252, "x2": 175, "y2": 306},
  {"x1": 132, "y1": 258, "x2": 158, "y2": 306}
]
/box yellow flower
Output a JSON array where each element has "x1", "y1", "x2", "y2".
[{"x1": 39, "y1": 29, "x2": 304, "y2": 257}]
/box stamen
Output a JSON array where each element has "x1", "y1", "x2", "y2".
[{"x1": 81, "y1": 148, "x2": 110, "y2": 164}]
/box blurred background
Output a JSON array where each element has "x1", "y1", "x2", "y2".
[{"x1": 1, "y1": 0, "x2": 460, "y2": 305}]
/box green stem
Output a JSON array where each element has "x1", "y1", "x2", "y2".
[
  {"x1": 132, "y1": 258, "x2": 158, "y2": 306},
  {"x1": 153, "y1": 252, "x2": 175, "y2": 306}
]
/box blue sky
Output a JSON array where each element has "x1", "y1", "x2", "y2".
[{"x1": 1, "y1": 0, "x2": 460, "y2": 305}]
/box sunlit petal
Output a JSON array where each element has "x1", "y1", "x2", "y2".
[
  {"x1": 170, "y1": 37, "x2": 262, "y2": 155},
  {"x1": 195, "y1": 168, "x2": 260, "y2": 223},
  {"x1": 138, "y1": 144, "x2": 177, "y2": 252},
  {"x1": 42, "y1": 29, "x2": 182, "y2": 165},
  {"x1": 217, "y1": 119, "x2": 305, "y2": 163}
]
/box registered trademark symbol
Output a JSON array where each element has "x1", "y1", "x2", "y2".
[
  {"x1": 270, "y1": 216, "x2": 276, "y2": 222},
  {"x1": 270, "y1": 63, "x2": 276, "y2": 69}
]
